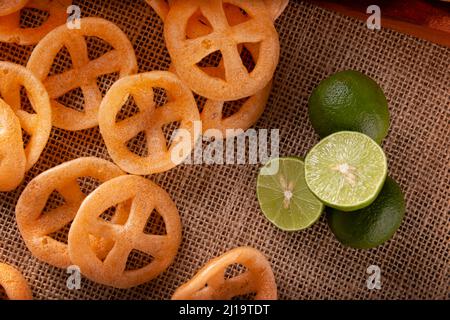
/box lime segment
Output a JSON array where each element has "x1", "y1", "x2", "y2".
[
  {"x1": 257, "y1": 157, "x2": 324, "y2": 231},
  {"x1": 305, "y1": 131, "x2": 387, "y2": 211}
]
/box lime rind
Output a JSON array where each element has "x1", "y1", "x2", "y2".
[
  {"x1": 257, "y1": 157, "x2": 324, "y2": 231},
  {"x1": 308, "y1": 70, "x2": 390, "y2": 144},
  {"x1": 327, "y1": 176, "x2": 406, "y2": 249},
  {"x1": 305, "y1": 131, "x2": 387, "y2": 211}
]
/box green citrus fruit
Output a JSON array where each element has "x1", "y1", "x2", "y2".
[
  {"x1": 304, "y1": 131, "x2": 387, "y2": 211},
  {"x1": 327, "y1": 176, "x2": 405, "y2": 249},
  {"x1": 257, "y1": 157, "x2": 324, "y2": 231},
  {"x1": 308, "y1": 70, "x2": 390, "y2": 144}
]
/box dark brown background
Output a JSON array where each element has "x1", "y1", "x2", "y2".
[{"x1": 0, "y1": 0, "x2": 448, "y2": 299}]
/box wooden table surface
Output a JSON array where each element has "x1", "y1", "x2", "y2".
[{"x1": 309, "y1": 0, "x2": 450, "y2": 48}]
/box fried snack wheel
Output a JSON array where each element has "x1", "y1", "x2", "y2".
[
  {"x1": 0, "y1": 263, "x2": 32, "y2": 300},
  {"x1": 15, "y1": 157, "x2": 125, "y2": 268},
  {"x1": 164, "y1": 0, "x2": 279, "y2": 101},
  {"x1": 0, "y1": 61, "x2": 51, "y2": 171},
  {"x1": 172, "y1": 247, "x2": 277, "y2": 300},
  {"x1": 99, "y1": 71, "x2": 200, "y2": 175},
  {"x1": 0, "y1": 0, "x2": 70, "y2": 45},
  {"x1": 200, "y1": 41, "x2": 271, "y2": 138},
  {"x1": 0, "y1": 0, "x2": 28, "y2": 16},
  {"x1": 187, "y1": 49, "x2": 271, "y2": 138},
  {"x1": 27, "y1": 17, "x2": 138, "y2": 131},
  {"x1": 68, "y1": 175, "x2": 182, "y2": 288},
  {"x1": 165, "y1": 5, "x2": 271, "y2": 138},
  {"x1": 0, "y1": 99, "x2": 26, "y2": 191}
]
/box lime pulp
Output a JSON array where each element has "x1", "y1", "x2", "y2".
[
  {"x1": 304, "y1": 131, "x2": 387, "y2": 211},
  {"x1": 257, "y1": 157, "x2": 324, "y2": 231}
]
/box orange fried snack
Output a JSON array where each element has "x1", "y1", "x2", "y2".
[
  {"x1": 172, "y1": 247, "x2": 277, "y2": 300},
  {"x1": 147, "y1": 0, "x2": 287, "y2": 22},
  {"x1": 191, "y1": 6, "x2": 273, "y2": 138},
  {"x1": 27, "y1": 17, "x2": 138, "y2": 131},
  {"x1": 191, "y1": 45, "x2": 272, "y2": 138},
  {"x1": 68, "y1": 175, "x2": 182, "y2": 288},
  {"x1": 0, "y1": 98, "x2": 26, "y2": 192},
  {"x1": 152, "y1": 2, "x2": 272, "y2": 138},
  {"x1": 168, "y1": 62, "x2": 270, "y2": 139},
  {"x1": 201, "y1": 82, "x2": 271, "y2": 138},
  {"x1": 198, "y1": 41, "x2": 272, "y2": 138},
  {"x1": 0, "y1": 0, "x2": 70, "y2": 45},
  {"x1": 98, "y1": 71, "x2": 200, "y2": 175},
  {"x1": 0, "y1": 0, "x2": 28, "y2": 17},
  {"x1": 145, "y1": 0, "x2": 169, "y2": 21},
  {"x1": 164, "y1": 0, "x2": 279, "y2": 101},
  {"x1": 264, "y1": 0, "x2": 289, "y2": 21},
  {"x1": 0, "y1": 263, "x2": 32, "y2": 300},
  {"x1": 15, "y1": 157, "x2": 125, "y2": 268},
  {"x1": 0, "y1": 61, "x2": 51, "y2": 172}
]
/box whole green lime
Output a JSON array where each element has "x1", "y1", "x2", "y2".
[
  {"x1": 327, "y1": 176, "x2": 405, "y2": 249},
  {"x1": 308, "y1": 70, "x2": 390, "y2": 144}
]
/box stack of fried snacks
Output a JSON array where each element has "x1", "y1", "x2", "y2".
[
  {"x1": 0, "y1": 0, "x2": 284, "y2": 298},
  {"x1": 0, "y1": 62, "x2": 51, "y2": 191},
  {"x1": 148, "y1": 0, "x2": 287, "y2": 138},
  {"x1": 16, "y1": 157, "x2": 182, "y2": 289}
]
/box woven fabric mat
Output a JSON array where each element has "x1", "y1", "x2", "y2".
[{"x1": 0, "y1": 0, "x2": 449, "y2": 300}]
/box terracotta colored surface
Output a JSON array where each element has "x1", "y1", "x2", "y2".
[{"x1": 310, "y1": 0, "x2": 450, "y2": 47}]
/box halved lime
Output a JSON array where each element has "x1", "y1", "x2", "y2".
[
  {"x1": 256, "y1": 157, "x2": 324, "y2": 231},
  {"x1": 305, "y1": 131, "x2": 387, "y2": 211}
]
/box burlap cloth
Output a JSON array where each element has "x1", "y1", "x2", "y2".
[{"x1": 0, "y1": 0, "x2": 448, "y2": 300}]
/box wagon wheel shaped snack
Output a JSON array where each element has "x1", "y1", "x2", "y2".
[
  {"x1": 68, "y1": 175, "x2": 182, "y2": 288},
  {"x1": 0, "y1": 98, "x2": 26, "y2": 191},
  {"x1": 0, "y1": 0, "x2": 71, "y2": 45},
  {"x1": 0, "y1": 263, "x2": 32, "y2": 300},
  {"x1": 193, "y1": 43, "x2": 272, "y2": 138},
  {"x1": 158, "y1": 2, "x2": 272, "y2": 138},
  {"x1": 164, "y1": 0, "x2": 279, "y2": 101},
  {"x1": 172, "y1": 247, "x2": 277, "y2": 300},
  {"x1": 189, "y1": 5, "x2": 273, "y2": 138},
  {"x1": 0, "y1": 62, "x2": 51, "y2": 173},
  {"x1": 198, "y1": 40, "x2": 272, "y2": 138},
  {"x1": 15, "y1": 157, "x2": 126, "y2": 268},
  {"x1": 27, "y1": 17, "x2": 138, "y2": 131},
  {"x1": 99, "y1": 71, "x2": 200, "y2": 175}
]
